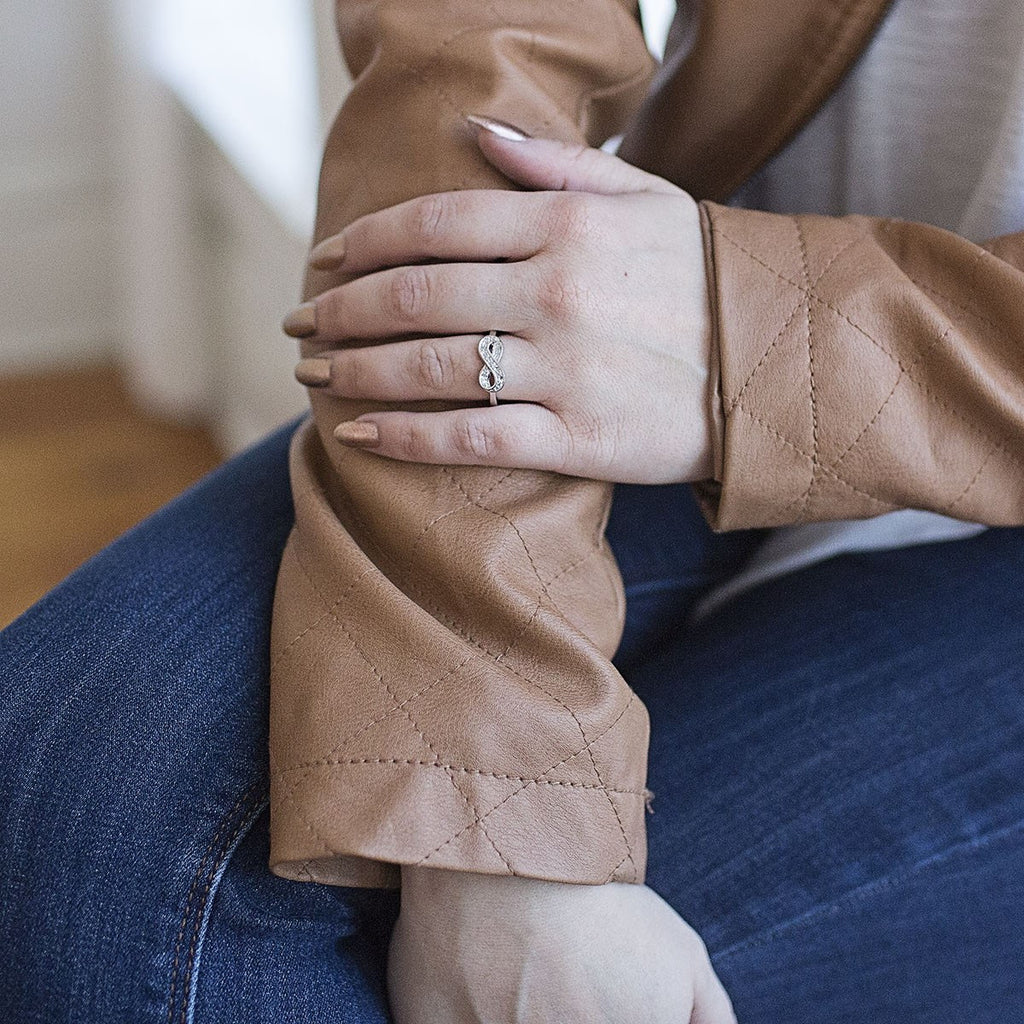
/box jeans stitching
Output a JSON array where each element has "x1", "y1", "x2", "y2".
[{"x1": 167, "y1": 782, "x2": 265, "y2": 1024}]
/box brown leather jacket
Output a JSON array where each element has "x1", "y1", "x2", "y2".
[{"x1": 268, "y1": 0, "x2": 1024, "y2": 888}]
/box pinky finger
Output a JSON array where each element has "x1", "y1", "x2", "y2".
[{"x1": 333, "y1": 404, "x2": 575, "y2": 474}]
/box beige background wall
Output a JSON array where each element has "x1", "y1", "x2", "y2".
[{"x1": 0, "y1": 0, "x2": 349, "y2": 453}]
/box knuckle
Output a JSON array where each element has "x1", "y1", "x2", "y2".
[
  {"x1": 393, "y1": 418, "x2": 423, "y2": 458},
  {"x1": 552, "y1": 414, "x2": 577, "y2": 472},
  {"x1": 454, "y1": 418, "x2": 501, "y2": 461},
  {"x1": 554, "y1": 409, "x2": 612, "y2": 476},
  {"x1": 415, "y1": 342, "x2": 453, "y2": 391},
  {"x1": 388, "y1": 265, "x2": 432, "y2": 321},
  {"x1": 566, "y1": 411, "x2": 603, "y2": 459},
  {"x1": 345, "y1": 354, "x2": 370, "y2": 395},
  {"x1": 410, "y1": 193, "x2": 453, "y2": 247},
  {"x1": 546, "y1": 192, "x2": 593, "y2": 246},
  {"x1": 536, "y1": 264, "x2": 585, "y2": 323}
]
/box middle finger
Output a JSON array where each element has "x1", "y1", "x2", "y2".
[{"x1": 298, "y1": 262, "x2": 536, "y2": 345}]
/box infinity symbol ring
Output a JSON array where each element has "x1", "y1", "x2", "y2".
[{"x1": 478, "y1": 330, "x2": 505, "y2": 406}]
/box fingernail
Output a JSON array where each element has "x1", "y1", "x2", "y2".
[
  {"x1": 465, "y1": 114, "x2": 531, "y2": 142},
  {"x1": 334, "y1": 421, "x2": 379, "y2": 447},
  {"x1": 309, "y1": 235, "x2": 346, "y2": 270},
  {"x1": 294, "y1": 358, "x2": 332, "y2": 388},
  {"x1": 282, "y1": 302, "x2": 317, "y2": 338}
]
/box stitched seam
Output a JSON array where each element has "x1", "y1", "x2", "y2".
[
  {"x1": 269, "y1": 536, "x2": 548, "y2": 778},
  {"x1": 403, "y1": 468, "x2": 517, "y2": 570},
  {"x1": 602, "y1": 850, "x2": 632, "y2": 885},
  {"x1": 726, "y1": 229, "x2": 870, "y2": 413},
  {"x1": 289, "y1": 547, "x2": 515, "y2": 873},
  {"x1": 442, "y1": 468, "x2": 637, "y2": 877},
  {"x1": 715, "y1": 228, "x2": 1019, "y2": 465},
  {"x1": 168, "y1": 782, "x2": 260, "y2": 1023},
  {"x1": 542, "y1": 541, "x2": 604, "y2": 588},
  {"x1": 272, "y1": 757, "x2": 647, "y2": 793},
  {"x1": 268, "y1": 692, "x2": 640, "y2": 876},
  {"x1": 178, "y1": 797, "x2": 265, "y2": 1024},
  {"x1": 823, "y1": 319, "x2": 948, "y2": 476},
  {"x1": 442, "y1": 762, "x2": 517, "y2": 874},
  {"x1": 825, "y1": 368, "x2": 904, "y2": 475},
  {"x1": 267, "y1": 753, "x2": 343, "y2": 865},
  {"x1": 416, "y1": 691, "x2": 638, "y2": 866},
  {"x1": 305, "y1": 461, "x2": 605, "y2": 660},
  {"x1": 270, "y1": 563, "x2": 381, "y2": 673},
  {"x1": 273, "y1": 653, "x2": 475, "y2": 778},
  {"x1": 732, "y1": 401, "x2": 896, "y2": 511},
  {"x1": 279, "y1": 15, "x2": 642, "y2": 876},
  {"x1": 942, "y1": 441, "x2": 999, "y2": 515},
  {"x1": 443, "y1": 468, "x2": 564, "y2": 615},
  {"x1": 272, "y1": 547, "x2": 479, "y2": 777},
  {"x1": 167, "y1": 782, "x2": 263, "y2": 1024},
  {"x1": 795, "y1": 218, "x2": 819, "y2": 522}
]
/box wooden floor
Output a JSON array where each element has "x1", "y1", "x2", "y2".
[{"x1": 0, "y1": 364, "x2": 223, "y2": 627}]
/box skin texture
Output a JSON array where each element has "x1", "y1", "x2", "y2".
[
  {"x1": 389, "y1": 867, "x2": 737, "y2": 1024},
  {"x1": 288, "y1": 123, "x2": 715, "y2": 484}
]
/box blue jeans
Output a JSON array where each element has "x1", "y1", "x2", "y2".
[{"x1": 1, "y1": 420, "x2": 1022, "y2": 1022}]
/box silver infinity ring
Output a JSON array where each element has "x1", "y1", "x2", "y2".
[{"x1": 478, "y1": 330, "x2": 504, "y2": 406}]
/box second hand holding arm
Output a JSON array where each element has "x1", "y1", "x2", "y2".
[{"x1": 287, "y1": 120, "x2": 718, "y2": 486}]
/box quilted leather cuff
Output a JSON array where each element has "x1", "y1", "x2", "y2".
[{"x1": 268, "y1": 421, "x2": 650, "y2": 888}]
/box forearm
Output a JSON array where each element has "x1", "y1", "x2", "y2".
[
  {"x1": 696, "y1": 204, "x2": 1024, "y2": 529},
  {"x1": 269, "y1": 0, "x2": 657, "y2": 888}
]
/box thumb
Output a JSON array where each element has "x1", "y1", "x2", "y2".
[{"x1": 466, "y1": 114, "x2": 679, "y2": 196}]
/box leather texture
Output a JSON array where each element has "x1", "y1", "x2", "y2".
[
  {"x1": 270, "y1": 0, "x2": 657, "y2": 888},
  {"x1": 269, "y1": 0, "x2": 1024, "y2": 888},
  {"x1": 695, "y1": 206, "x2": 1024, "y2": 529},
  {"x1": 617, "y1": 0, "x2": 896, "y2": 202}
]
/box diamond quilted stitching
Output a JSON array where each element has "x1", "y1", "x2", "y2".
[{"x1": 286, "y1": 543, "x2": 523, "y2": 871}]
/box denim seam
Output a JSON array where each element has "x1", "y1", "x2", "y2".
[
  {"x1": 714, "y1": 815, "x2": 1024, "y2": 962},
  {"x1": 183, "y1": 797, "x2": 268, "y2": 1024},
  {"x1": 167, "y1": 783, "x2": 267, "y2": 1024}
]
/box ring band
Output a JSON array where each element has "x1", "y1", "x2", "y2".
[{"x1": 478, "y1": 330, "x2": 504, "y2": 406}]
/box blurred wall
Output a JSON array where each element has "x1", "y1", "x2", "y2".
[
  {"x1": 0, "y1": 0, "x2": 349, "y2": 454},
  {"x1": 1, "y1": 1, "x2": 120, "y2": 372}
]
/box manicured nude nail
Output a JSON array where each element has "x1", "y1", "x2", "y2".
[
  {"x1": 294, "y1": 358, "x2": 332, "y2": 388},
  {"x1": 334, "y1": 421, "x2": 379, "y2": 447},
  {"x1": 309, "y1": 235, "x2": 346, "y2": 270},
  {"x1": 465, "y1": 114, "x2": 531, "y2": 141},
  {"x1": 282, "y1": 302, "x2": 317, "y2": 338}
]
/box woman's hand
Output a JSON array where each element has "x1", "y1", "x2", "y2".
[
  {"x1": 284, "y1": 117, "x2": 715, "y2": 485},
  {"x1": 388, "y1": 866, "x2": 736, "y2": 1024}
]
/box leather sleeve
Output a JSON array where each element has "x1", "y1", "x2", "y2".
[
  {"x1": 696, "y1": 203, "x2": 1024, "y2": 530},
  {"x1": 268, "y1": 1, "x2": 657, "y2": 888}
]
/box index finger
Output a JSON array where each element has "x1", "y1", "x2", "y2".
[{"x1": 308, "y1": 189, "x2": 552, "y2": 276}]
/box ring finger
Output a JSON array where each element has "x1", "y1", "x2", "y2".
[{"x1": 294, "y1": 333, "x2": 551, "y2": 405}]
